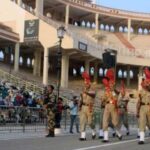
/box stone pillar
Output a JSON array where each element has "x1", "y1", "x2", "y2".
[
  {"x1": 35, "y1": 0, "x2": 44, "y2": 16},
  {"x1": 95, "y1": 13, "x2": 99, "y2": 34},
  {"x1": 85, "y1": 60, "x2": 90, "y2": 74},
  {"x1": 127, "y1": 18, "x2": 131, "y2": 41},
  {"x1": 126, "y1": 65, "x2": 130, "y2": 87},
  {"x1": 33, "y1": 50, "x2": 38, "y2": 76},
  {"x1": 18, "y1": 0, "x2": 22, "y2": 6},
  {"x1": 14, "y1": 43, "x2": 20, "y2": 72},
  {"x1": 65, "y1": 4, "x2": 70, "y2": 28},
  {"x1": 33, "y1": 50, "x2": 42, "y2": 76},
  {"x1": 138, "y1": 67, "x2": 143, "y2": 90},
  {"x1": 93, "y1": 62, "x2": 98, "y2": 84},
  {"x1": 37, "y1": 51, "x2": 42, "y2": 76},
  {"x1": 43, "y1": 47, "x2": 49, "y2": 85},
  {"x1": 61, "y1": 54, "x2": 69, "y2": 88}
]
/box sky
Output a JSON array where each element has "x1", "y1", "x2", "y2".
[{"x1": 93, "y1": 0, "x2": 150, "y2": 13}]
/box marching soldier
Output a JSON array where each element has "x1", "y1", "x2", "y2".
[
  {"x1": 79, "y1": 71, "x2": 96, "y2": 141},
  {"x1": 102, "y1": 68, "x2": 122, "y2": 142},
  {"x1": 44, "y1": 85, "x2": 56, "y2": 137},
  {"x1": 137, "y1": 68, "x2": 150, "y2": 144},
  {"x1": 117, "y1": 83, "x2": 130, "y2": 135}
]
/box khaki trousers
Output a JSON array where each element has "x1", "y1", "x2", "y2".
[
  {"x1": 103, "y1": 103, "x2": 119, "y2": 131},
  {"x1": 139, "y1": 105, "x2": 150, "y2": 131},
  {"x1": 80, "y1": 106, "x2": 95, "y2": 132}
]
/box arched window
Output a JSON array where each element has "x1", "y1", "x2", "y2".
[
  {"x1": 19, "y1": 57, "x2": 23, "y2": 65},
  {"x1": 0, "y1": 51, "x2": 4, "y2": 61},
  {"x1": 118, "y1": 69, "x2": 123, "y2": 78},
  {"x1": 123, "y1": 71, "x2": 127, "y2": 78},
  {"x1": 119, "y1": 26, "x2": 123, "y2": 32},
  {"x1": 130, "y1": 70, "x2": 134, "y2": 78},
  {"x1": 90, "y1": 67, "x2": 94, "y2": 75},
  {"x1": 80, "y1": 66, "x2": 84, "y2": 74},
  {"x1": 105, "y1": 25, "x2": 109, "y2": 31},
  {"x1": 74, "y1": 22, "x2": 78, "y2": 26},
  {"x1": 100, "y1": 24, "x2": 104, "y2": 30},
  {"x1": 143, "y1": 28, "x2": 148, "y2": 35},
  {"x1": 11, "y1": 54, "x2": 14, "y2": 62},
  {"x1": 92, "y1": 23, "x2": 95, "y2": 28},
  {"x1": 104, "y1": 69, "x2": 108, "y2": 76},
  {"x1": 99, "y1": 68, "x2": 103, "y2": 77},
  {"x1": 124, "y1": 27, "x2": 128, "y2": 33},
  {"x1": 131, "y1": 27, "x2": 134, "y2": 33},
  {"x1": 138, "y1": 28, "x2": 143, "y2": 34},
  {"x1": 110, "y1": 25, "x2": 114, "y2": 32},
  {"x1": 27, "y1": 58, "x2": 31, "y2": 66},
  {"x1": 32, "y1": 59, "x2": 34, "y2": 66},
  {"x1": 87, "y1": 22, "x2": 91, "y2": 28},
  {"x1": 73, "y1": 68, "x2": 77, "y2": 76},
  {"x1": 81, "y1": 20, "x2": 86, "y2": 27}
]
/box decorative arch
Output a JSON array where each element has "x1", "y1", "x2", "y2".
[
  {"x1": 130, "y1": 70, "x2": 134, "y2": 78},
  {"x1": 123, "y1": 71, "x2": 127, "y2": 78},
  {"x1": 99, "y1": 68, "x2": 103, "y2": 77},
  {"x1": 80, "y1": 66, "x2": 84, "y2": 74},
  {"x1": 92, "y1": 23, "x2": 95, "y2": 28},
  {"x1": 73, "y1": 68, "x2": 77, "y2": 76},
  {"x1": 0, "y1": 51, "x2": 4, "y2": 61},
  {"x1": 118, "y1": 69, "x2": 123, "y2": 78},
  {"x1": 110, "y1": 25, "x2": 114, "y2": 32},
  {"x1": 19, "y1": 56, "x2": 23, "y2": 65},
  {"x1": 74, "y1": 21, "x2": 78, "y2": 26},
  {"x1": 11, "y1": 54, "x2": 14, "y2": 62},
  {"x1": 104, "y1": 69, "x2": 108, "y2": 76},
  {"x1": 105, "y1": 24, "x2": 109, "y2": 31},
  {"x1": 124, "y1": 27, "x2": 128, "y2": 33},
  {"x1": 100, "y1": 24, "x2": 104, "y2": 30},
  {"x1": 90, "y1": 67, "x2": 94, "y2": 75},
  {"x1": 143, "y1": 28, "x2": 148, "y2": 34},
  {"x1": 81, "y1": 20, "x2": 86, "y2": 27},
  {"x1": 119, "y1": 26, "x2": 123, "y2": 32},
  {"x1": 86, "y1": 21, "x2": 91, "y2": 28},
  {"x1": 131, "y1": 27, "x2": 134, "y2": 33},
  {"x1": 27, "y1": 58, "x2": 31, "y2": 66},
  {"x1": 138, "y1": 28, "x2": 143, "y2": 34}
]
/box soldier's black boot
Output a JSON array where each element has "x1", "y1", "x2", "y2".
[
  {"x1": 50, "y1": 130, "x2": 55, "y2": 137},
  {"x1": 46, "y1": 130, "x2": 55, "y2": 137},
  {"x1": 46, "y1": 130, "x2": 51, "y2": 137}
]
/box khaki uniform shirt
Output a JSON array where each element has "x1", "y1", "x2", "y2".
[{"x1": 139, "y1": 89, "x2": 150, "y2": 104}]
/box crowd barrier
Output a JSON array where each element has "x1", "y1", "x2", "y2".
[{"x1": 0, "y1": 105, "x2": 138, "y2": 133}]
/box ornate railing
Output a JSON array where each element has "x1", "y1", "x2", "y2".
[{"x1": 61, "y1": 0, "x2": 150, "y2": 19}]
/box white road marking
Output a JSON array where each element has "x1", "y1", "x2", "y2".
[{"x1": 73, "y1": 137, "x2": 150, "y2": 150}]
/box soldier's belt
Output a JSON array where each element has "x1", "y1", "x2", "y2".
[
  {"x1": 106, "y1": 100, "x2": 116, "y2": 105},
  {"x1": 82, "y1": 103, "x2": 90, "y2": 106},
  {"x1": 140, "y1": 102, "x2": 150, "y2": 105}
]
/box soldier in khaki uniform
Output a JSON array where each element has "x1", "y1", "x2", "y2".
[
  {"x1": 117, "y1": 90, "x2": 130, "y2": 135},
  {"x1": 79, "y1": 71, "x2": 96, "y2": 141},
  {"x1": 102, "y1": 68, "x2": 122, "y2": 142},
  {"x1": 44, "y1": 85, "x2": 56, "y2": 137},
  {"x1": 137, "y1": 77, "x2": 150, "y2": 144}
]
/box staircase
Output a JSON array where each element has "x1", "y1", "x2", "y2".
[{"x1": 114, "y1": 32, "x2": 135, "y2": 51}]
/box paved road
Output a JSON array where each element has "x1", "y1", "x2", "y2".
[{"x1": 0, "y1": 130, "x2": 150, "y2": 150}]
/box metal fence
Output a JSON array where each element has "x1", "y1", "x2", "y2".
[{"x1": 0, "y1": 105, "x2": 138, "y2": 133}]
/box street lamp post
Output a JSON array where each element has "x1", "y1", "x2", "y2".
[{"x1": 56, "y1": 26, "x2": 66, "y2": 100}]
